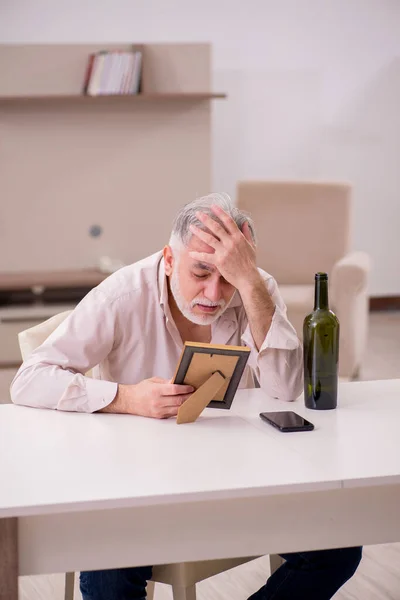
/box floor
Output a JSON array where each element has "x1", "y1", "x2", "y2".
[{"x1": 1, "y1": 311, "x2": 399, "y2": 600}]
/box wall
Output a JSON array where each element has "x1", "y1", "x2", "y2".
[{"x1": 1, "y1": 0, "x2": 399, "y2": 295}]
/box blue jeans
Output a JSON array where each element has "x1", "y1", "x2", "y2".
[{"x1": 80, "y1": 546, "x2": 362, "y2": 600}]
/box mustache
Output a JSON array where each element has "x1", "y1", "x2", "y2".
[{"x1": 190, "y1": 298, "x2": 226, "y2": 309}]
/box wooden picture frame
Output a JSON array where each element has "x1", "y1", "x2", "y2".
[{"x1": 173, "y1": 342, "x2": 251, "y2": 410}]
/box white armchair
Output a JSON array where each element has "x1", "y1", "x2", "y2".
[{"x1": 237, "y1": 181, "x2": 371, "y2": 379}]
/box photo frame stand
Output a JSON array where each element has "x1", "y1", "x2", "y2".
[{"x1": 176, "y1": 370, "x2": 226, "y2": 425}]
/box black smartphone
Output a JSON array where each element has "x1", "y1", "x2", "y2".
[{"x1": 259, "y1": 411, "x2": 314, "y2": 432}]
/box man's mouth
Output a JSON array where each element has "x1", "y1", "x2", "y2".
[{"x1": 195, "y1": 304, "x2": 220, "y2": 313}]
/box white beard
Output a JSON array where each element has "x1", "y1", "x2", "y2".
[{"x1": 170, "y1": 268, "x2": 227, "y2": 326}]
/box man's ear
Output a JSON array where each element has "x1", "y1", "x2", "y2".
[{"x1": 163, "y1": 245, "x2": 174, "y2": 276}]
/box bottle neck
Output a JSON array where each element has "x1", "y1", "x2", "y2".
[{"x1": 314, "y1": 276, "x2": 329, "y2": 310}]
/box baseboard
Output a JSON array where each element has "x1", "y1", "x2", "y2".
[{"x1": 370, "y1": 296, "x2": 400, "y2": 311}]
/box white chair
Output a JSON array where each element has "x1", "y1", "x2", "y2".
[{"x1": 18, "y1": 313, "x2": 284, "y2": 600}]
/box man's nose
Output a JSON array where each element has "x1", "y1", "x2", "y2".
[{"x1": 204, "y1": 279, "x2": 222, "y2": 303}]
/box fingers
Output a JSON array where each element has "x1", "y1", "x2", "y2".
[
  {"x1": 166, "y1": 393, "x2": 193, "y2": 407},
  {"x1": 188, "y1": 251, "x2": 217, "y2": 264},
  {"x1": 195, "y1": 211, "x2": 230, "y2": 241},
  {"x1": 158, "y1": 405, "x2": 180, "y2": 419},
  {"x1": 210, "y1": 205, "x2": 238, "y2": 235},
  {"x1": 153, "y1": 394, "x2": 192, "y2": 419},
  {"x1": 189, "y1": 224, "x2": 219, "y2": 248},
  {"x1": 161, "y1": 383, "x2": 194, "y2": 396}
]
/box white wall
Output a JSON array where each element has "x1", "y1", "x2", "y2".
[{"x1": 1, "y1": 0, "x2": 400, "y2": 295}]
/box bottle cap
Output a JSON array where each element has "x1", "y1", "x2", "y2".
[{"x1": 315, "y1": 272, "x2": 328, "y2": 280}]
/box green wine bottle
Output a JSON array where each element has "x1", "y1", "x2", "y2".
[{"x1": 303, "y1": 272, "x2": 339, "y2": 410}]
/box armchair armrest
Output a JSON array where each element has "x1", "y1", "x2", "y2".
[
  {"x1": 331, "y1": 252, "x2": 371, "y2": 379},
  {"x1": 331, "y1": 251, "x2": 371, "y2": 296}
]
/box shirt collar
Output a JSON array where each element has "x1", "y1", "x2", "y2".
[{"x1": 158, "y1": 256, "x2": 169, "y2": 309}]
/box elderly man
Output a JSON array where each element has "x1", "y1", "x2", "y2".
[{"x1": 11, "y1": 193, "x2": 361, "y2": 600}]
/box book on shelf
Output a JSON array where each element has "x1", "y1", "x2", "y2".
[{"x1": 83, "y1": 50, "x2": 143, "y2": 96}]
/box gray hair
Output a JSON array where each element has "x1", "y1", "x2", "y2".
[{"x1": 169, "y1": 192, "x2": 256, "y2": 250}]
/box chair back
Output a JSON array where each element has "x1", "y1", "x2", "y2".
[
  {"x1": 18, "y1": 310, "x2": 73, "y2": 360},
  {"x1": 237, "y1": 181, "x2": 351, "y2": 284}
]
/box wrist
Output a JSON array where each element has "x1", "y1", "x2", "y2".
[
  {"x1": 237, "y1": 269, "x2": 264, "y2": 296},
  {"x1": 239, "y1": 274, "x2": 275, "y2": 316},
  {"x1": 103, "y1": 384, "x2": 131, "y2": 414}
]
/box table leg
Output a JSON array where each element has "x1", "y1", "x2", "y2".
[{"x1": 0, "y1": 518, "x2": 18, "y2": 600}]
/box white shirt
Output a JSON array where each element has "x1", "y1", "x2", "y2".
[{"x1": 11, "y1": 251, "x2": 303, "y2": 412}]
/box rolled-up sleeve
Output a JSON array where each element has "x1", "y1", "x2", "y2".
[
  {"x1": 241, "y1": 276, "x2": 303, "y2": 401},
  {"x1": 10, "y1": 288, "x2": 118, "y2": 413}
]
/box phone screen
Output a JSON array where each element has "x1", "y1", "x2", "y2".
[{"x1": 260, "y1": 411, "x2": 314, "y2": 432}]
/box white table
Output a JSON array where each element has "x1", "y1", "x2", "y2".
[{"x1": 1, "y1": 379, "x2": 400, "y2": 599}]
